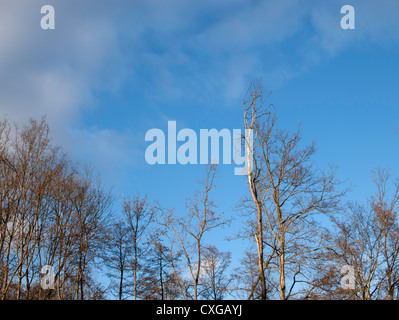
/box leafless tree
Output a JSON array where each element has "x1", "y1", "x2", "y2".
[
  {"x1": 122, "y1": 194, "x2": 156, "y2": 300},
  {"x1": 199, "y1": 245, "x2": 232, "y2": 300},
  {"x1": 103, "y1": 219, "x2": 133, "y2": 300},
  {"x1": 242, "y1": 81, "x2": 345, "y2": 299},
  {"x1": 0, "y1": 117, "x2": 67, "y2": 299},
  {"x1": 313, "y1": 168, "x2": 399, "y2": 300},
  {"x1": 231, "y1": 245, "x2": 276, "y2": 300},
  {"x1": 0, "y1": 117, "x2": 112, "y2": 300},
  {"x1": 141, "y1": 235, "x2": 181, "y2": 300},
  {"x1": 159, "y1": 165, "x2": 230, "y2": 300},
  {"x1": 242, "y1": 81, "x2": 273, "y2": 300},
  {"x1": 370, "y1": 168, "x2": 399, "y2": 299},
  {"x1": 71, "y1": 168, "x2": 112, "y2": 300}
]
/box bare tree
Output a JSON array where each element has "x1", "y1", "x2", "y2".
[
  {"x1": 155, "y1": 212, "x2": 191, "y2": 300},
  {"x1": 370, "y1": 168, "x2": 399, "y2": 299},
  {"x1": 199, "y1": 245, "x2": 232, "y2": 300},
  {"x1": 0, "y1": 117, "x2": 112, "y2": 300},
  {"x1": 316, "y1": 168, "x2": 399, "y2": 300},
  {"x1": 0, "y1": 117, "x2": 68, "y2": 299},
  {"x1": 242, "y1": 81, "x2": 273, "y2": 300},
  {"x1": 103, "y1": 219, "x2": 132, "y2": 300},
  {"x1": 231, "y1": 244, "x2": 276, "y2": 300},
  {"x1": 122, "y1": 194, "x2": 156, "y2": 300},
  {"x1": 71, "y1": 168, "x2": 112, "y2": 300},
  {"x1": 159, "y1": 165, "x2": 229, "y2": 300},
  {"x1": 242, "y1": 81, "x2": 344, "y2": 299},
  {"x1": 141, "y1": 235, "x2": 181, "y2": 300}
]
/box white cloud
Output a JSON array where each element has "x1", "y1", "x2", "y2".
[
  {"x1": 1, "y1": 0, "x2": 399, "y2": 177},
  {"x1": 0, "y1": 0, "x2": 130, "y2": 172}
]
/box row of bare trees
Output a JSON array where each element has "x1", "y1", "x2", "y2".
[
  {"x1": 104, "y1": 165, "x2": 233, "y2": 301},
  {"x1": 1, "y1": 81, "x2": 399, "y2": 300},
  {"x1": 0, "y1": 117, "x2": 112, "y2": 300},
  {"x1": 232, "y1": 81, "x2": 399, "y2": 300},
  {"x1": 0, "y1": 118, "x2": 232, "y2": 300},
  {"x1": 307, "y1": 168, "x2": 399, "y2": 300}
]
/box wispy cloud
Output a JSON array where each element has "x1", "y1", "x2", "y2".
[{"x1": 1, "y1": 0, "x2": 399, "y2": 178}]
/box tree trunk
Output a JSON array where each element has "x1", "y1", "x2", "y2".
[{"x1": 248, "y1": 172, "x2": 267, "y2": 300}]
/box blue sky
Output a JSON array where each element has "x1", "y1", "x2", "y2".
[{"x1": 1, "y1": 0, "x2": 399, "y2": 277}]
